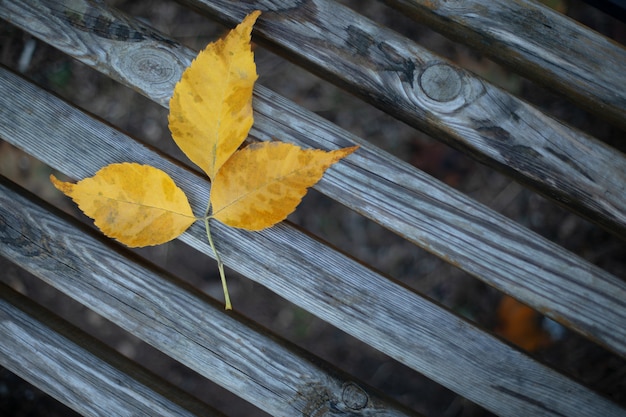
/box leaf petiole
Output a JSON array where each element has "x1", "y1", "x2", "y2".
[{"x1": 204, "y1": 204, "x2": 232, "y2": 310}]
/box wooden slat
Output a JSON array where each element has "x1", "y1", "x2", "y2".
[
  {"x1": 383, "y1": 0, "x2": 626, "y2": 130},
  {"x1": 174, "y1": 0, "x2": 626, "y2": 239},
  {"x1": 1, "y1": 68, "x2": 624, "y2": 417},
  {"x1": 0, "y1": 281, "x2": 222, "y2": 417},
  {"x1": 1, "y1": 1, "x2": 624, "y2": 358},
  {"x1": 4, "y1": 0, "x2": 625, "y2": 238},
  {"x1": 0, "y1": 179, "x2": 416, "y2": 417}
]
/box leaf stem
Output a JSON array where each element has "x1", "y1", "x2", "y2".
[{"x1": 204, "y1": 205, "x2": 232, "y2": 310}]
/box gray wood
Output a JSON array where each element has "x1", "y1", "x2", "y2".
[
  {"x1": 0, "y1": 281, "x2": 222, "y2": 417},
  {"x1": 384, "y1": 0, "x2": 626, "y2": 130},
  {"x1": 1, "y1": 68, "x2": 625, "y2": 417},
  {"x1": 0, "y1": 181, "x2": 415, "y2": 417},
  {"x1": 1, "y1": 0, "x2": 625, "y2": 357},
  {"x1": 3, "y1": 0, "x2": 625, "y2": 238},
  {"x1": 175, "y1": 0, "x2": 626, "y2": 238}
]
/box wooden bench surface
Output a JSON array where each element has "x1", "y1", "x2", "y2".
[
  {"x1": 1, "y1": 0, "x2": 625, "y2": 416},
  {"x1": 385, "y1": 0, "x2": 626, "y2": 129},
  {"x1": 0, "y1": 279, "x2": 223, "y2": 417},
  {"x1": 195, "y1": 0, "x2": 626, "y2": 237}
]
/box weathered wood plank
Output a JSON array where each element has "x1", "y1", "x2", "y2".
[
  {"x1": 254, "y1": 87, "x2": 626, "y2": 353},
  {"x1": 2, "y1": 0, "x2": 625, "y2": 357},
  {"x1": 3, "y1": 0, "x2": 626, "y2": 239},
  {"x1": 0, "y1": 179, "x2": 416, "y2": 417},
  {"x1": 0, "y1": 281, "x2": 222, "y2": 417},
  {"x1": 174, "y1": 0, "x2": 626, "y2": 238},
  {"x1": 383, "y1": 0, "x2": 626, "y2": 130},
  {"x1": 1, "y1": 69, "x2": 625, "y2": 417}
]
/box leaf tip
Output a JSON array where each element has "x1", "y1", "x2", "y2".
[
  {"x1": 244, "y1": 10, "x2": 262, "y2": 26},
  {"x1": 324, "y1": 144, "x2": 359, "y2": 168},
  {"x1": 50, "y1": 174, "x2": 74, "y2": 195},
  {"x1": 233, "y1": 10, "x2": 261, "y2": 47},
  {"x1": 340, "y1": 145, "x2": 359, "y2": 157}
]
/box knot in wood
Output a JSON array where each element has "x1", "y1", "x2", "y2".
[
  {"x1": 111, "y1": 44, "x2": 183, "y2": 103},
  {"x1": 341, "y1": 382, "x2": 368, "y2": 410},
  {"x1": 419, "y1": 63, "x2": 462, "y2": 102}
]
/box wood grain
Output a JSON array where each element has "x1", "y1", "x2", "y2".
[
  {"x1": 1, "y1": 68, "x2": 625, "y2": 417},
  {"x1": 0, "y1": 281, "x2": 222, "y2": 417},
  {"x1": 383, "y1": 0, "x2": 626, "y2": 130},
  {"x1": 1, "y1": 0, "x2": 624, "y2": 356},
  {"x1": 174, "y1": 0, "x2": 626, "y2": 238},
  {"x1": 5, "y1": 0, "x2": 624, "y2": 236},
  {"x1": 0, "y1": 179, "x2": 416, "y2": 417}
]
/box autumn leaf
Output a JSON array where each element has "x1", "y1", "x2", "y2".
[
  {"x1": 168, "y1": 10, "x2": 259, "y2": 181},
  {"x1": 51, "y1": 11, "x2": 358, "y2": 310},
  {"x1": 50, "y1": 163, "x2": 196, "y2": 247},
  {"x1": 210, "y1": 142, "x2": 358, "y2": 230},
  {"x1": 495, "y1": 295, "x2": 552, "y2": 352}
]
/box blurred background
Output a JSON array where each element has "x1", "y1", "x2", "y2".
[{"x1": 1, "y1": 0, "x2": 625, "y2": 415}]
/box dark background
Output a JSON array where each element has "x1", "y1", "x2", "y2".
[{"x1": 1, "y1": 0, "x2": 625, "y2": 416}]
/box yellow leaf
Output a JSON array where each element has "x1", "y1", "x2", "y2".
[
  {"x1": 495, "y1": 296, "x2": 552, "y2": 352},
  {"x1": 210, "y1": 142, "x2": 358, "y2": 230},
  {"x1": 168, "y1": 11, "x2": 260, "y2": 181},
  {"x1": 50, "y1": 163, "x2": 196, "y2": 247}
]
